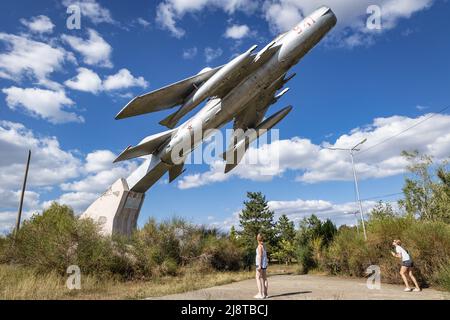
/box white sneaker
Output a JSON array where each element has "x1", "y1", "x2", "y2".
[
  {"x1": 404, "y1": 288, "x2": 413, "y2": 292},
  {"x1": 413, "y1": 288, "x2": 421, "y2": 292},
  {"x1": 254, "y1": 294, "x2": 264, "y2": 299}
]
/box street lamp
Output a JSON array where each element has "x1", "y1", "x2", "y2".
[{"x1": 327, "y1": 139, "x2": 368, "y2": 240}]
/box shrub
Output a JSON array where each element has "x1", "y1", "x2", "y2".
[
  {"x1": 433, "y1": 262, "x2": 450, "y2": 291},
  {"x1": 9, "y1": 203, "x2": 78, "y2": 274},
  {"x1": 323, "y1": 227, "x2": 368, "y2": 276},
  {"x1": 296, "y1": 245, "x2": 314, "y2": 274},
  {"x1": 321, "y1": 215, "x2": 450, "y2": 288}
]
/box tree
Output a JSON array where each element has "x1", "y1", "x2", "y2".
[
  {"x1": 229, "y1": 226, "x2": 238, "y2": 242},
  {"x1": 275, "y1": 214, "x2": 295, "y2": 243},
  {"x1": 272, "y1": 215, "x2": 296, "y2": 264},
  {"x1": 295, "y1": 214, "x2": 337, "y2": 272},
  {"x1": 399, "y1": 151, "x2": 450, "y2": 223},
  {"x1": 369, "y1": 201, "x2": 396, "y2": 221},
  {"x1": 238, "y1": 192, "x2": 276, "y2": 266}
]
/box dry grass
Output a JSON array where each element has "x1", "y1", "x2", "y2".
[
  {"x1": 0, "y1": 264, "x2": 297, "y2": 300},
  {"x1": 0, "y1": 264, "x2": 251, "y2": 300}
]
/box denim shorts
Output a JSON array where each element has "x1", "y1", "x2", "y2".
[{"x1": 402, "y1": 260, "x2": 414, "y2": 268}]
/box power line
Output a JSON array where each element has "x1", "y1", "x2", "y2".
[
  {"x1": 356, "y1": 105, "x2": 450, "y2": 156},
  {"x1": 360, "y1": 192, "x2": 403, "y2": 202}
]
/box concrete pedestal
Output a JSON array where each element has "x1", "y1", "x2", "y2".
[{"x1": 81, "y1": 178, "x2": 145, "y2": 236}]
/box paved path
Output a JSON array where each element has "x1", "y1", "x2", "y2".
[{"x1": 152, "y1": 274, "x2": 449, "y2": 300}]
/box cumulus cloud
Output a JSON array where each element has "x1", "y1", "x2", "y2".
[
  {"x1": 64, "y1": 68, "x2": 147, "y2": 93},
  {"x1": 136, "y1": 17, "x2": 151, "y2": 28},
  {"x1": 62, "y1": 29, "x2": 112, "y2": 68},
  {"x1": 225, "y1": 24, "x2": 250, "y2": 39},
  {"x1": 2, "y1": 87, "x2": 84, "y2": 124},
  {"x1": 263, "y1": 0, "x2": 435, "y2": 46},
  {"x1": 20, "y1": 15, "x2": 55, "y2": 34},
  {"x1": 0, "y1": 33, "x2": 71, "y2": 89},
  {"x1": 177, "y1": 113, "x2": 450, "y2": 189},
  {"x1": 0, "y1": 122, "x2": 139, "y2": 229},
  {"x1": 156, "y1": 0, "x2": 258, "y2": 38},
  {"x1": 0, "y1": 121, "x2": 82, "y2": 191},
  {"x1": 62, "y1": 0, "x2": 115, "y2": 25},
  {"x1": 54, "y1": 150, "x2": 138, "y2": 213},
  {"x1": 211, "y1": 199, "x2": 382, "y2": 231},
  {"x1": 102, "y1": 68, "x2": 148, "y2": 91},
  {"x1": 155, "y1": 0, "x2": 435, "y2": 46},
  {"x1": 64, "y1": 67, "x2": 103, "y2": 94},
  {"x1": 182, "y1": 47, "x2": 198, "y2": 59},
  {"x1": 204, "y1": 47, "x2": 223, "y2": 63}
]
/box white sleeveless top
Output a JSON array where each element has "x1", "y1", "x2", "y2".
[{"x1": 255, "y1": 244, "x2": 268, "y2": 268}]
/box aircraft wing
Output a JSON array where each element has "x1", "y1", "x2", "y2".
[
  {"x1": 115, "y1": 66, "x2": 223, "y2": 120},
  {"x1": 114, "y1": 128, "x2": 177, "y2": 163}
]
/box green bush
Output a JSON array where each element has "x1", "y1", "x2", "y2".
[
  {"x1": 8, "y1": 203, "x2": 79, "y2": 274},
  {"x1": 433, "y1": 262, "x2": 450, "y2": 291},
  {"x1": 321, "y1": 215, "x2": 450, "y2": 288},
  {"x1": 296, "y1": 245, "x2": 314, "y2": 274}
]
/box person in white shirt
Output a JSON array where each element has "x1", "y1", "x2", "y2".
[{"x1": 391, "y1": 239, "x2": 421, "y2": 292}]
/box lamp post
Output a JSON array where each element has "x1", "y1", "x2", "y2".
[{"x1": 327, "y1": 139, "x2": 368, "y2": 240}]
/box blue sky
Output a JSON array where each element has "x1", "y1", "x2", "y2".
[{"x1": 1, "y1": 0, "x2": 449, "y2": 234}]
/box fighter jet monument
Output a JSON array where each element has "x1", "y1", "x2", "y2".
[{"x1": 81, "y1": 6, "x2": 337, "y2": 236}]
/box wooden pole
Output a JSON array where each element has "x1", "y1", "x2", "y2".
[{"x1": 15, "y1": 150, "x2": 31, "y2": 234}]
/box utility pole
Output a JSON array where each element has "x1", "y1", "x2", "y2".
[
  {"x1": 327, "y1": 139, "x2": 368, "y2": 240},
  {"x1": 15, "y1": 150, "x2": 31, "y2": 234}
]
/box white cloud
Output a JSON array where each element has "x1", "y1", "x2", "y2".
[
  {"x1": 20, "y1": 15, "x2": 55, "y2": 34},
  {"x1": 0, "y1": 189, "x2": 40, "y2": 210},
  {"x1": 2, "y1": 87, "x2": 84, "y2": 124},
  {"x1": 263, "y1": 0, "x2": 435, "y2": 46},
  {"x1": 0, "y1": 33, "x2": 70, "y2": 89},
  {"x1": 212, "y1": 199, "x2": 381, "y2": 232},
  {"x1": 155, "y1": 0, "x2": 435, "y2": 46},
  {"x1": 84, "y1": 150, "x2": 117, "y2": 173},
  {"x1": 136, "y1": 17, "x2": 151, "y2": 27},
  {"x1": 0, "y1": 121, "x2": 82, "y2": 191},
  {"x1": 56, "y1": 150, "x2": 138, "y2": 213},
  {"x1": 103, "y1": 68, "x2": 148, "y2": 91},
  {"x1": 156, "y1": 3, "x2": 186, "y2": 38},
  {"x1": 0, "y1": 123, "x2": 138, "y2": 231},
  {"x1": 64, "y1": 68, "x2": 148, "y2": 93},
  {"x1": 156, "y1": 0, "x2": 258, "y2": 38},
  {"x1": 0, "y1": 210, "x2": 35, "y2": 235},
  {"x1": 182, "y1": 47, "x2": 198, "y2": 59},
  {"x1": 63, "y1": 0, "x2": 115, "y2": 25},
  {"x1": 62, "y1": 29, "x2": 112, "y2": 68},
  {"x1": 204, "y1": 47, "x2": 223, "y2": 63},
  {"x1": 64, "y1": 67, "x2": 103, "y2": 94},
  {"x1": 178, "y1": 113, "x2": 450, "y2": 188},
  {"x1": 225, "y1": 24, "x2": 250, "y2": 39}
]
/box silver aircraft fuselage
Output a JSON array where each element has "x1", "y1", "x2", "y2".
[{"x1": 159, "y1": 6, "x2": 337, "y2": 165}]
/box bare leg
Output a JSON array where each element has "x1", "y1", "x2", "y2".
[
  {"x1": 255, "y1": 270, "x2": 264, "y2": 297},
  {"x1": 400, "y1": 266, "x2": 411, "y2": 288},
  {"x1": 409, "y1": 270, "x2": 421, "y2": 289},
  {"x1": 263, "y1": 270, "x2": 268, "y2": 297}
]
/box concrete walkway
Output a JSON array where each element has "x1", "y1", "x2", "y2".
[{"x1": 152, "y1": 274, "x2": 449, "y2": 300}]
